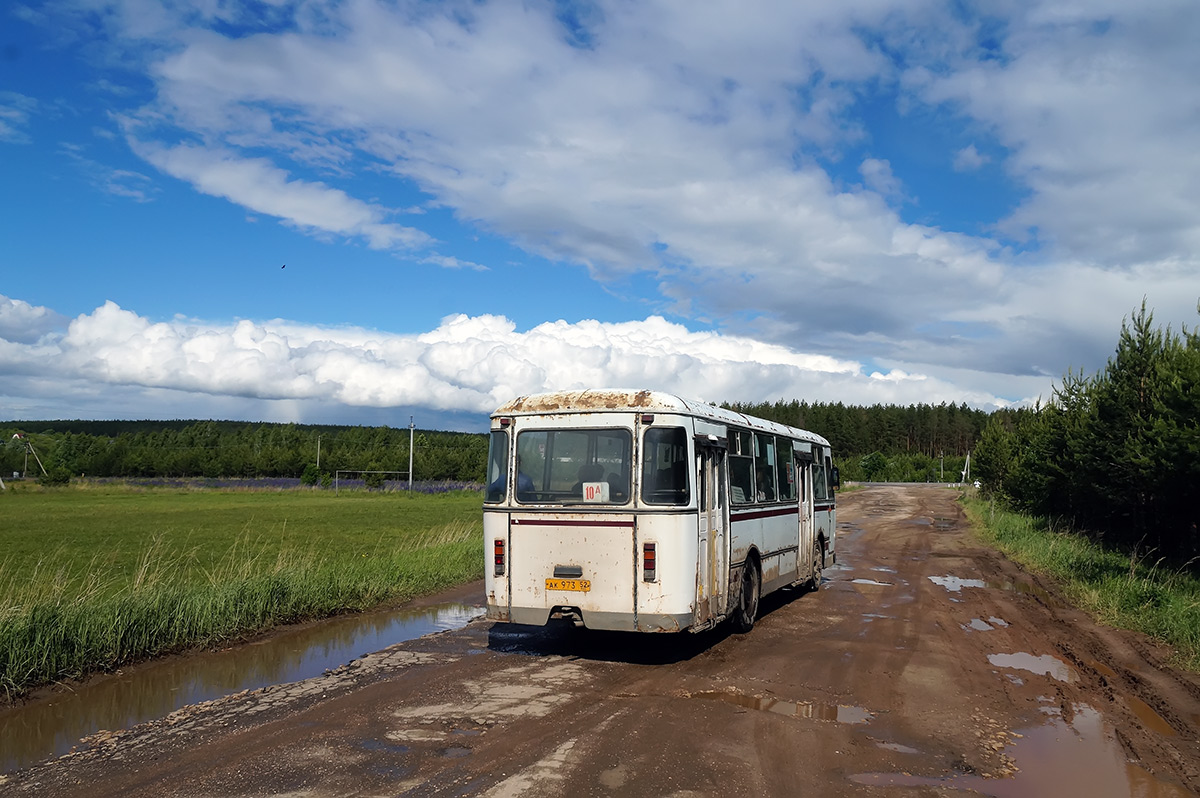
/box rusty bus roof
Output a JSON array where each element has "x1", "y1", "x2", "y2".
[{"x1": 491, "y1": 389, "x2": 830, "y2": 447}]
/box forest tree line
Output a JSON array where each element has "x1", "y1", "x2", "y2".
[
  {"x1": 4, "y1": 400, "x2": 990, "y2": 488},
  {"x1": 1, "y1": 420, "x2": 488, "y2": 485},
  {"x1": 725, "y1": 399, "x2": 988, "y2": 483},
  {"x1": 973, "y1": 303, "x2": 1199, "y2": 561}
]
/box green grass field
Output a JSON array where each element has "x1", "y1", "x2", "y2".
[
  {"x1": 0, "y1": 484, "x2": 485, "y2": 698},
  {"x1": 962, "y1": 495, "x2": 1200, "y2": 673}
]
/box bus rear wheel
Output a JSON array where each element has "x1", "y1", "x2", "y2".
[
  {"x1": 810, "y1": 540, "x2": 824, "y2": 591},
  {"x1": 732, "y1": 559, "x2": 760, "y2": 633}
]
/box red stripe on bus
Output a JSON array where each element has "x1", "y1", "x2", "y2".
[{"x1": 730, "y1": 506, "x2": 800, "y2": 523}]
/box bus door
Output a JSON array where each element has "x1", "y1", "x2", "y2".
[
  {"x1": 695, "y1": 442, "x2": 728, "y2": 624},
  {"x1": 795, "y1": 451, "x2": 816, "y2": 581}
]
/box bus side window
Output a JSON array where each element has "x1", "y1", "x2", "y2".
[
  {"x1": 754, "y1": 433, "x2": 776, "y2": 502},
  {"x1": 729, "y1": 430, "x2": 754, "y2": 505},
  {"x1": 777, "y1": 438, "x2": 797, "y2": 502},
  {"x1": 484, "y1": 429, "x2": 509, "y2": 503},
  {"x1": 813, "y1": 448, "x2": 829, "y2": 502}
]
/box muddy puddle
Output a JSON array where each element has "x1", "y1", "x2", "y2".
[
  {"x1": 851, "y1": 703, "x2": 1192, "y2": 797},
  {"x1": 689, "y1": 689, "x2": 873, "y2": 724},
  {"x1": 1124, "y1": 695, "x2": 1178, "y2": 737},
  {"x1": 988, "y1": 652, "x2": 1076, "y2": 683},
  {"x1": 0, "y1": 601, "x2": 483, "y2": 773}
]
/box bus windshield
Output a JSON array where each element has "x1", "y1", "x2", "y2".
[{"x1": 515, "y1": 428, "x2": 632, "y2": 504}]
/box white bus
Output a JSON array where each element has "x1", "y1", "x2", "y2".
[{"x1": 483, "y1": 389, "x2": 838, "y2": 634}]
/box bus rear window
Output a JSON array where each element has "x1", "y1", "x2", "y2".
[
  {"x1": 515, "y1": 428, "x2": 632, "y2": 504},
  {"x1": 642, "y1": 427, "x2": 690, "y2": 506}
]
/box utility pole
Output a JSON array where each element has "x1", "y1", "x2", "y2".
[
  {"x1": 408, "y1": 416, "x2": 415, "y2": 491},
  {"x1": 316, "y1": 434, "x2": 322, "y2": 470},
  {"x1": 13, "y1": 434, "x2": 46, "y2": 477}
]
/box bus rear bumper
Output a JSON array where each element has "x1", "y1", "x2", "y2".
[{"x1": 487, "y1": 603, "x2": 692, "y2": 633}]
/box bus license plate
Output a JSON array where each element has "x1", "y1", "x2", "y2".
[{"x1": 546, "y1": 578, "x2": 591, "y2": 592}]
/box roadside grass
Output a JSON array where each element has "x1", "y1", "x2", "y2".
[
  {"x1": 0, "y1": 486, "x2": 484, "y2": 699},
  {"x1": 962, "y1": 495, "x2": 1200, "y2": 673}
]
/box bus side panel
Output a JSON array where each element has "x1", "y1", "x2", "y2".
[
  {"x1": 815, "y1": 504, "x2": 836, "y2": 563},
  {"x1": 508, "y1": 515, "x2": 636, "y2": 629},
  {"x1": 761, "y1": 509, "x2": 799, "y2": 591},
  {"x1": 728, "y1": 514, "x2": 758, "y2": 569},
  {"x1": 484, "y1": 510, "x2": 510, "y2": 621},
  {"x1": 635, "y1": 514, "x2": 700, "y2": 632},
  {"x1": 730, "y1": 509, "x2": 803, "y2": 596},
  {"x1": 727, "y1": 512, "x2": 762, "y2": 619}
]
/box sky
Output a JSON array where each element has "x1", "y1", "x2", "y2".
[{"x1": 2, "y1": 0, "x2": 1199, "y2": 433}]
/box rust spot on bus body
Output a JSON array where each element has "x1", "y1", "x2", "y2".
[
  {"x1": 498, "y1": 389, "x2": 661, "y2": 414},
  {"x1": 638, "y1": 616, "x2": 681, "y2": 633}
]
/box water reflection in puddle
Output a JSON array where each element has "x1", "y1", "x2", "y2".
[
  {"x1": 851, "y1": 703, "x2": 1192, "y2": 797},
  {"x1": 689, "y1": 690, "x2": 872, "y2": 724},
  {"x1": 875, "y1": 740, "x2": 922, "y2": 755},
  {"x1": 929, "y1": 575, "x2": 987, "y2": 592},
  {"x1": 992, "y1": 579, "x2": 1058, "y2": 605},
  {"x1": 0, "y1": 601, "x2": 482, "y2": 773},
  {"x1": 962, "y1": 616, "x2": 1009, "y2": 631},
  {"x1": 988, "y1": 652, "x2": 1076, "y2": 683},
  {"x1": 851, "y1": 579, "x2": 893, "y2": 587},
  {"x1": 927, "y1": 575, "x2": 1056, "y2": 605}
]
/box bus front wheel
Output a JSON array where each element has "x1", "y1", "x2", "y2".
[{"x1": 731, "y1": 559, "x2": 760, "y2": 633}]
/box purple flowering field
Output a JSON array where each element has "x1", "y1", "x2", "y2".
[{"x1": 83, "y1": 477, "x2": 484, "y2": 493}]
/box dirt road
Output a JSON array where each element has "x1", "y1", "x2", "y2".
[{"x1": 5, "y1": 485, "x2": 1199, "y2": 797}]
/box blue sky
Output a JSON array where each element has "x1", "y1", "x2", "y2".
[{"x1": 3, "y1": 1, "x2": 1199, "y2": 433}]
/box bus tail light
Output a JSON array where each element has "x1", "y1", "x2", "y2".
[
  {"x1": 494, "y1": 539, "x2": 506, "y2": 576},
  {"x1": 643, "y1": 542, "x2": 656, "y2": 582}
]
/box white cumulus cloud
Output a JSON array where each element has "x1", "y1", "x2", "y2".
[
  {"x1": 0, "y1": 295, "x2": 66, "y2": 345},
  {"x1": 0, "y1": 298, "x2": 1018, "y2": 424}
]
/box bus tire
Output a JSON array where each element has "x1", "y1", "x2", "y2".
[
  {"x1": 810, "y1": 540, "x2": 824, "y2": 591},
  {"x1": 732, "y1": 559, "x2": 760, "y2": 633}
]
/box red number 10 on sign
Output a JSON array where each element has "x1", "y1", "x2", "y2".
[{"x1": 583, "y1": 482, "x2": 609, "y2": 502}]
